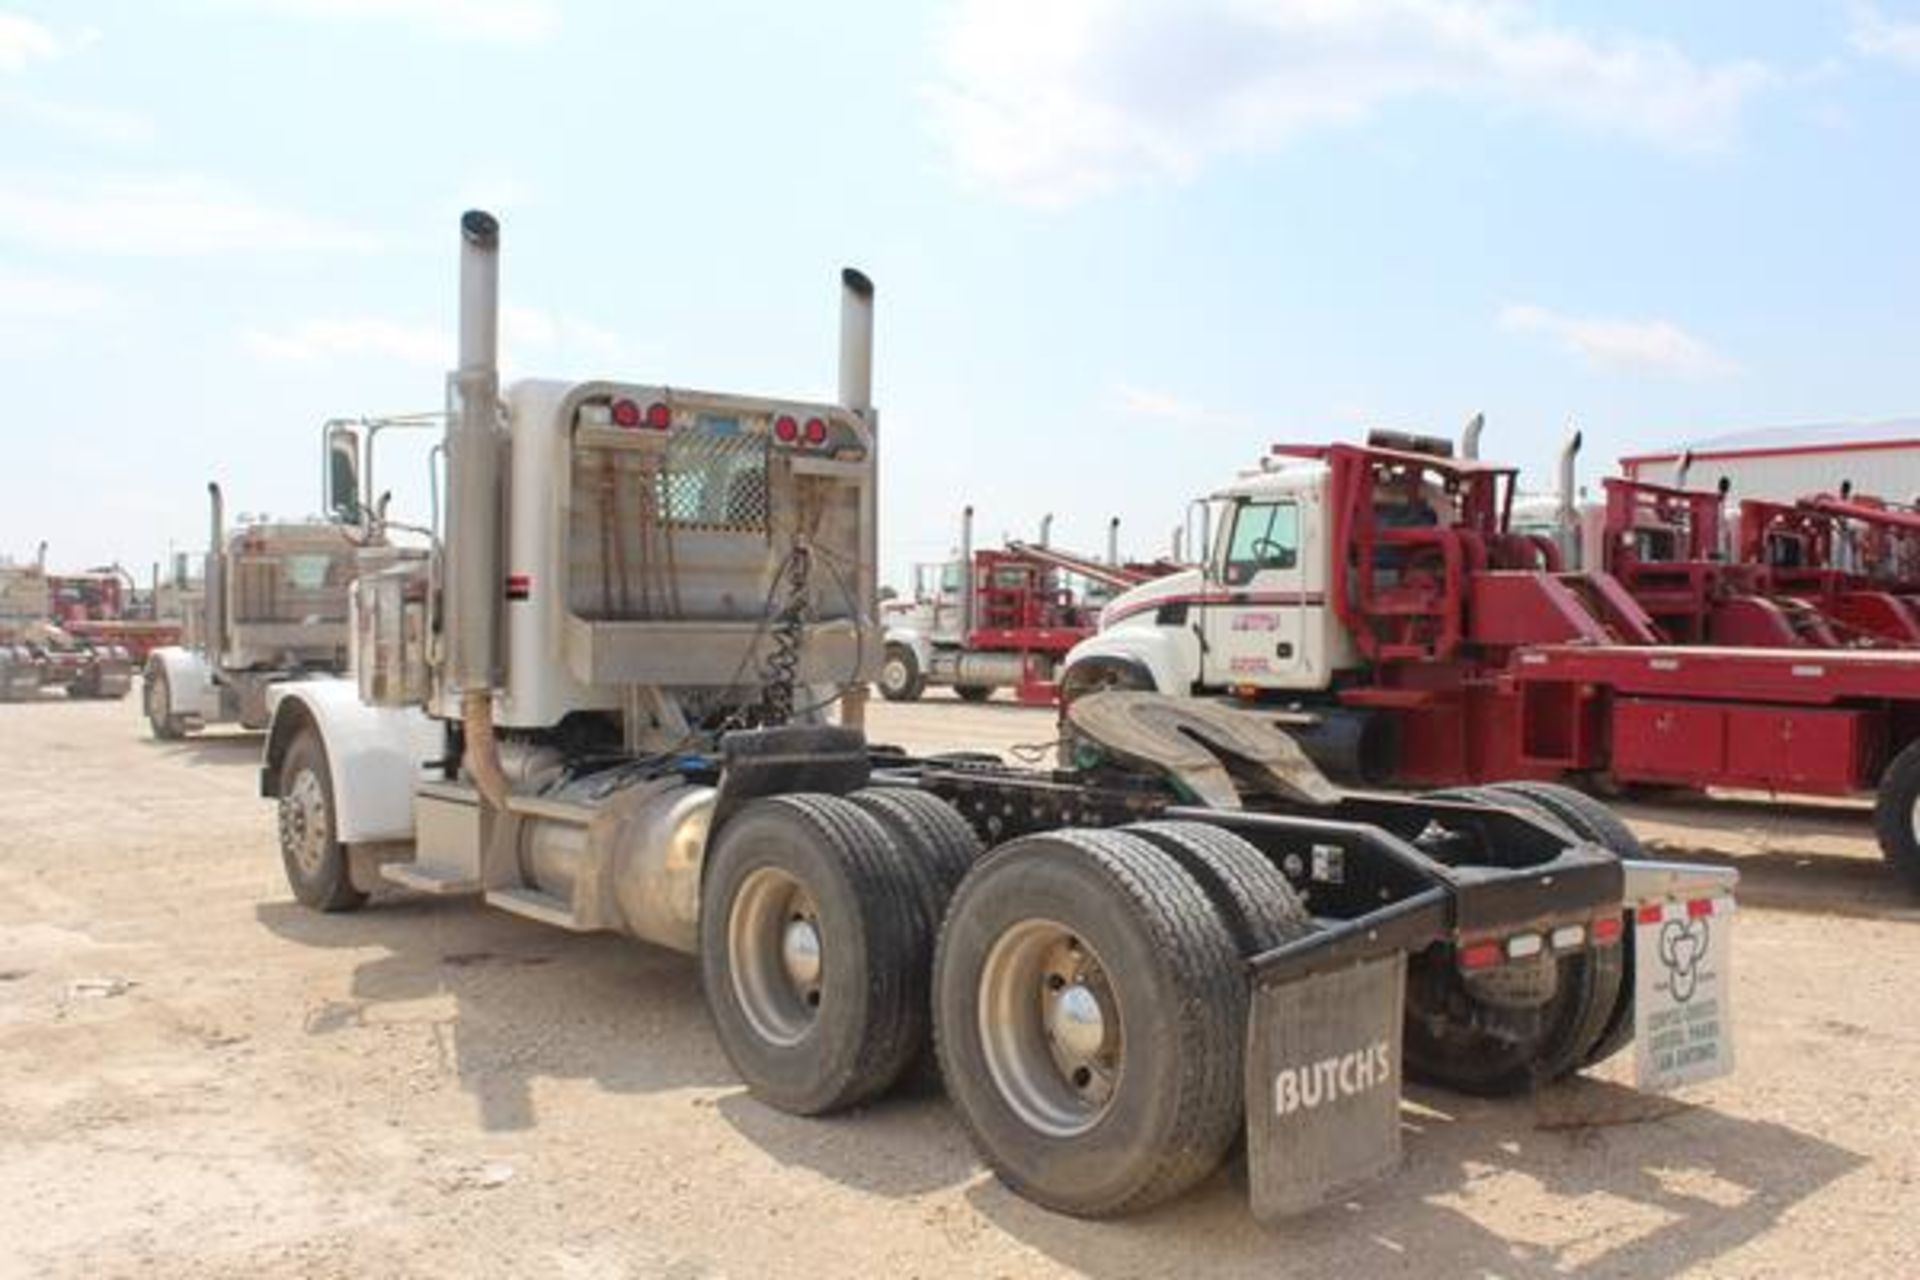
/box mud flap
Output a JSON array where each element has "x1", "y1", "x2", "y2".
[{"x1": 1246, "y1": 954, "x2": 1406, "y2": 1222}]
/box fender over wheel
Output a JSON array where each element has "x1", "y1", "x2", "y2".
[{"x1": 276, "y1": 728, "x2": 368, "y2": 913}]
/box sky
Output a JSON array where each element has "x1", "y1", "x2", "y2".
[{"x1": 1, "y1": 0, "x2": 1918, "y2": 587}]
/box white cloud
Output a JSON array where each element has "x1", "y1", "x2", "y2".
[
  {"x1": 1850, "y1": 3, "x2": 1920, "y2": 69},
  {"x1": 0, "y1": 91, "x2": 153, "y2": 145},
  {"x1": 244, "y1": 317, "x2": 449, "y2": 366},
  {"x1": 0, "y1": 266, "x2": 113, "y2": 318},
  {"x1": 1115, "y1": 383, "x2": 1245, "y2": 426},
  {"x1": 0, "y1": 175, "x2": 377, "y2": 254},
  {"x1": 929, "y1": 0, "x2": 1777, "y2": 205},
  {"x1": 228, "y1": 0, "x2": 557, "y2": 42},
  {"x1": 1499, "y1": 303, "x2": 1738, "y2": 377},
  {"x1": 0, "y1": 12, "x2": 60, "y2": 71},
  {"x1": 245, "y1": 305, "x2": 635, "y2": 372}
]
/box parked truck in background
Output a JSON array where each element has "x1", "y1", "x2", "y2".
[
  {"x1": 257, "y1": 212, "x2": 1736, "y2": 1223},
  {"x1": 0, "y1": 557, "x2": 134, "y2": 702},
  {"x1": 880, "y1": 508, "x2": 1177, "y2": 705}
]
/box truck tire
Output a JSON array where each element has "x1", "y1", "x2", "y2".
[
  {"x1": 933, "y1": 828, "x2": 1243, "y2": 1217},
  {"x1": 276, "y1": 729, "x2": 368, "y2": 913},
  {"x1": 847, "y1": 788, "x2": 986, "y2": 1086},
  {"x1": 700, "y1": 794, "x2": 932, "y2": 1115},
  {"x1": 1872, "y1": 739, "x2": 1920, "y2": 894},
  {"x1": 145, "y1": 668, "x2": 185, "y2": 740},
  {"x1": 877, "y1": 644, "x2": 926, "y2": 703},
  {"x1": 1483, "y1": 781, "x2": 1641, "y2": 1069},
  {"x1": 1402, "y1": 785, "x2": 1623, "y2": 1094},
  {"x1": 954, "y1": 684, "x2": 993, "y2": 704},
  {"x1": 1122, "y1": 821, "x2": 1315, "y2": 956},
  {"x1": 847, "y1": 787, "x2": 983, "y2": 912}
]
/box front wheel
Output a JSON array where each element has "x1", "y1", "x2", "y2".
[
  {"x1": 145, "y1": 668, "x2": 185, "y2": 740},
  {"x1": 277, "y1": 729, "x2": 367, "y2": 912},
  {"x1": 877, "y1": 644, "x2": 926, "y2": 702},
  {"x1": 1873, "y1": 739, "x2": 1920, "y2": 894}
]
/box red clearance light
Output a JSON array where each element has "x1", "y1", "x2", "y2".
[
  {"x1": 774, "y1": 415, "x2": 799, "y2": 443},
  {"x1": 610, "y1": 398, "x2": 642, "y2": 428},
  {"x1": 803, "y1": 416, "x2": 828, "y2": 446},
  {"x1": 645, "y1": 401, "x2": 672, "y2": 430},
  {"x1": 1591, "y1": 914, "x2": 1624, "y2": 944},
  {"x1": 1456, "y1": 939, "x2": 1502, "y2": 971}
]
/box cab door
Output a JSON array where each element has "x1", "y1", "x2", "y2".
[{"x1": 1201, "y1": 499, "x2": 1314, "y2": 688}]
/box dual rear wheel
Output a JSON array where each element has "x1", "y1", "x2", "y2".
[{"x1": 699, "y1": 802, "x2": 1309, "y2": 1217}]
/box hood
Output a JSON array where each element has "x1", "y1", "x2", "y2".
[{"x1": 1099, "y1": 566, "x2": 1204, "y2": 629}]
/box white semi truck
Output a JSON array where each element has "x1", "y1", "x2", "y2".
[{"x1": 259, "y1": 213, "x2": 1736, "y2": 1222}]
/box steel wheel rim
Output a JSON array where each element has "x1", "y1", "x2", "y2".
[
  {"x1": 978, "y1": 918, "x2": 1122, "y2": 1138},
  {"x1": 279, "y1": 769, "x2": 330, "y2": 877},
  {"x1": 880, "y1": 656, "x2": 909, "y2": 694},
  {"x1": 728, "y1": 867, "x2": 824, "y2": 1048}
]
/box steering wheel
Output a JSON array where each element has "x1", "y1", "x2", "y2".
[{"x1": 1249, "y1": 537, "x2": 1292, "y2": 567}]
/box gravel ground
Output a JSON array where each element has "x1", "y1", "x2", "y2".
[{"x1": 1, "y1": 689, "x2": 1917, "y2": 1278}]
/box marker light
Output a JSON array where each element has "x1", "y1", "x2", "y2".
[
  {"x1": 611, "y1": 398, "x2": 642, "y2": 428},
  {"x1": 1457, "y1": 940, "x2": 1502, "y2": 971},
  {"x1": 645, "y1": 401, "x2": 672, "y2": 430},
  {"x1": 774, "y1": 415, "x2": 799, "y2": 443},
  {"x1": 803, "y1": 417, "x2": 828, "y2": 446}
]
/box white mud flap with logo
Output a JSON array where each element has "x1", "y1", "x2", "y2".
[
  {"x1": 1633, "y1": 893, "x2": 1735, "y2": 1092},
  {"x1": 1246, "y1": 954, "x2": 1406, "y2": 1222}
]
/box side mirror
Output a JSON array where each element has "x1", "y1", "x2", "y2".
[{"x1": 325, "y1": 424, "x2": 362, "y2": 524}]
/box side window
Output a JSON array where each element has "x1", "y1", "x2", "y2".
[{"x1": 1223, "y1": 502, "x2": 1299, "y2": 585}]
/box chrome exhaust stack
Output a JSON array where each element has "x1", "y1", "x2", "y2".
[
  {"x1": 958, "y1": 505, "x2": 976, "y2": 636},
  {"x1": 837, "y1": 267, "x2": 876, "y2": 729},
  {"x1": 445, "y1": 210, "x2": 508, "y2": 807},
  {"x1": 1461, "y1": 412, "x2": 1485, "y2": 460},
  {"x1": 1039, "y1": 513, "x2": 1053, "y2": 548},
  {"x1": 205, "y1": 483, "x2": 225, "y2": 662},
  {"x1": 1107, "y1": 517, "x2": 1121, "y2": 567},
  {"x1": 1557, "y1": 427, "x2": 1583, "y2": 536},
  {"x1": 838, "y1": 268, "x2": 875, "y2": 417}
]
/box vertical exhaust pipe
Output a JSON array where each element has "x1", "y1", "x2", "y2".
[
  {"x1": 446, "y1": 210, "x2": 508, "y2": 807},
  {"x1": 838, "y1": 269, "x2": 875, "y2": 418},
  {"x1": 204, "y1": 483, "x2": 225, "y2": 662},
  {"x1": 958, "y1": 506, "x2": 976, "y2": 637},
  {"x1": 1171, "y1": 526, "x2": 1185, "y2": 562},
  {"x1": 1461, "y1": 412, "x2": 1485, "y2": 460},
  {"x1": 1674, "y1": 448, "x2": 1694, "y2": 490},
  {"x1": 1557, "y1": 428, "x2": 1582, "y2": 536},
  {"x1": 1107, "y1": 517, "x2": 1121, "y2": 567},
  {"x1": 837, "y1": 267, "x2": 876, "y2": 731},
  {"x1": 1038, "y1": 513, "x2": 1053, "y2": 548}
]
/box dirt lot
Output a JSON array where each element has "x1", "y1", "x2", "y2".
[{"x1": 2, "y1": 689, "x2": 1917, "y2": 1278}]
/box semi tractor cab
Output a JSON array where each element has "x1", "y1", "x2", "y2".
[{"x1": 260, "y1": 217, "x2": 1737, "y2": 1223}]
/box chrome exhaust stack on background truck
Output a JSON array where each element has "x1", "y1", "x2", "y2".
[{"x1": 259, "y1": 213, "x2": 1736, "y2": 1226}]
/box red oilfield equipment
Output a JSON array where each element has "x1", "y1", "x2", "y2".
[
  {"x1": 1737, "y1": 490, "x2": 1920, "y2": 645},
  {"x1": 1066, "y1": 436, "x2": 1920, "y2": 889}
]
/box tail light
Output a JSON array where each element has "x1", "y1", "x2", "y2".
[
  {"x1": 803, "y1": 416, "x2": 828, "y2": 445},
  {"x1": 774, "y1": 415, "x2": 799, "y2": 443},
  {"x1": 611, "y1": 398, "x2": 642, "y2": 428},
  {"x1": 645, "y1": 401, "x2": 671, "y2": 430}
]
